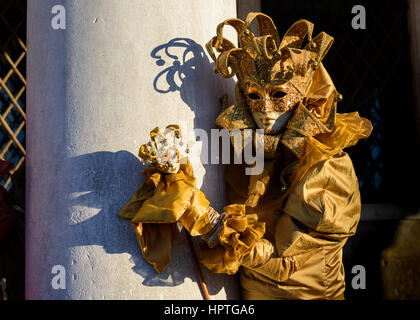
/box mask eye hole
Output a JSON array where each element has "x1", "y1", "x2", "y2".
[
  {"x1": 247, "y1": 93, "x2": 260, "y2": 100},
  {"x1": 273, "y1": 91, "x2": 287, "y2": 99}
]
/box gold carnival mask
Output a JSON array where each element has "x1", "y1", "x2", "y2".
[
  {"x1": 207, "y1": 13, "x2": 333, "y2": 135},
  {"x1": 245, "y1": 81, "x2": 301, "y2": 134}
]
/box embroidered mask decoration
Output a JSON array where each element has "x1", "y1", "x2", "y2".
[
  {"x1": 244, "y1": 81, "x2": 301, "y2": 134},
  {"x1": 206, "y1": 13, "x2": 333, "y2": 135}
]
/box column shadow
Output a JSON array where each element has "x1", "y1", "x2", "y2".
[
  {"x1": 67, "y1": 38, "x2": 238, "y2": 298},
  {"x1": 67, "y1": 150, "x2": 237, "y2": 298},
  {"x1": 66, "y1": 151, "x2": 197, "y2": 287},
  {"x1": 150, "y1": 37, "x2": 238, "y2": 298},
  {"x1": 150, "y1": 37, "x2": 235, "y2": 199}
]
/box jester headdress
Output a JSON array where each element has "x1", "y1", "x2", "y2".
[
  {"x1": 207, "y1": 13, "x2": 371, "y2": 156},
  {"x1": 207, "y1": 13, "x2": 372, "y2": 206}
]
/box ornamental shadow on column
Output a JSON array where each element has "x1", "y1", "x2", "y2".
[{"x1": 151, "y1": 38, "x2": 236, "y2": 201}]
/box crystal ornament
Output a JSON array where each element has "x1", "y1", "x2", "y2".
[{"x1": 139, "y1": 125, "x2": 189, "y2": 174}]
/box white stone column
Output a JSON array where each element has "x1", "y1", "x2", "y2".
[{"x1": 26, "y1": 0, "x2": 239, "y2": 299}]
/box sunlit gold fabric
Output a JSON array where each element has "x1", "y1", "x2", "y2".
[
  {"x1": 118, "y1": 157, "x2": 265, "y2": 274},
  {"x1": 118, "y1": 159, "x2": 214, "y2": 273},
  {"x1": 237, "y1": 152, "x2": 361, "y2": 299},
  {"x1": 118, "y1": 13, "x2": 373, "y2": 300},
  {"x1": 208, "y1": 15, "x2": 372, "y2": 299},
  {"x1": 200, "y1": 204, "x2": 265, "y2": 275},
  {"x1": 213, "y1": 72, "x2": 372, "y2": 298}
]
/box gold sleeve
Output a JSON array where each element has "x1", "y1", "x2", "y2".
[
  {"x1": 242, "y1": 241, "x2": 317, "y2": 282},
  {"x1": 281, "y1": 151, "x2": 361, "y2": 240},
  {"x1": 243, "y1": 152, "x2": 361, "y2": 282}
]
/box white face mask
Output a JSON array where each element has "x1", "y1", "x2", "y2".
[
  {"x1": 245, "y1": 81, "x2": 301, "y2": 135},
  {"x1": 251, "y1": 111, "x2": 294, "y2": 134}
]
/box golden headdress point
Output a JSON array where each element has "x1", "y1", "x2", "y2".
[{"x1": 206, "y1": 12, "x2": 333, "y2": 97}]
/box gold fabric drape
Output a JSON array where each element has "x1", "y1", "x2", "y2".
[
  {"x1": 213, "y1": 63, "x2": 372, "y2": 299},
  {"x1": 118, "y1": 159, "x2": 265, "y2": 274},
  {"x1": 118, "y1": 58, "x2": 372, "y2": 299},
  {"x1": 118, "y1": 160, "x2": 214, "y2": 273}
]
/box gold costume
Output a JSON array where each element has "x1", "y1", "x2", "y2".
[{"x1": 118, "y1": 13, "x2": 372, "y2": 300}]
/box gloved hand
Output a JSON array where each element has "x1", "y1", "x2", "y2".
[
  {"x1": 119, "y1": 125, "x2": 265, "y2": 275},
  {"x1": 129, "y1": 159, "x2": 220, "y2": 238},
  {"x1": 118, "y1": 125, "x2": 225, "y2": 272}
]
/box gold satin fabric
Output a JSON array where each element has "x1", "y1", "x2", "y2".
[
  {"x1": 118, "y1": 156, "x2": 266, "y2": 274},
  {"x1": 200, "y1": 204, "x2": 265, "y2": 275},
  {"x1": 238, "y1": 152, "x2": 360, "y2": 299},
  {"x1": 118, "y1": 160, "x2": 214, "y2": 273},
  {"x1": 117, "y1": 57, "x2": 372, "y2": 299},
  {"x1": 214, "y1": 63, "x2": 372, "y2": 299}
]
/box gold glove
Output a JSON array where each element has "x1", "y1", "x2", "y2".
[
  {"x1": 119, "y1": 125, "x2": 224, "y2": 272},
  {"x1": 199, "y1": 204, "x2": 266, "y2": 275}
]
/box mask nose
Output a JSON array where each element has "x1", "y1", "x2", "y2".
[{"x1": 262, "y1": 93, "x2": 273, "y2": 112}]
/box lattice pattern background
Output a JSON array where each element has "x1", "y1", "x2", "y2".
[{"x1": 0, "y1": 0, "x2": 26, "y2": 189}]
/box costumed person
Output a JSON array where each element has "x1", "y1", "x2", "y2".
[{"x1": 118, "y1": 13, "x2": 373, "y2": 300}]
